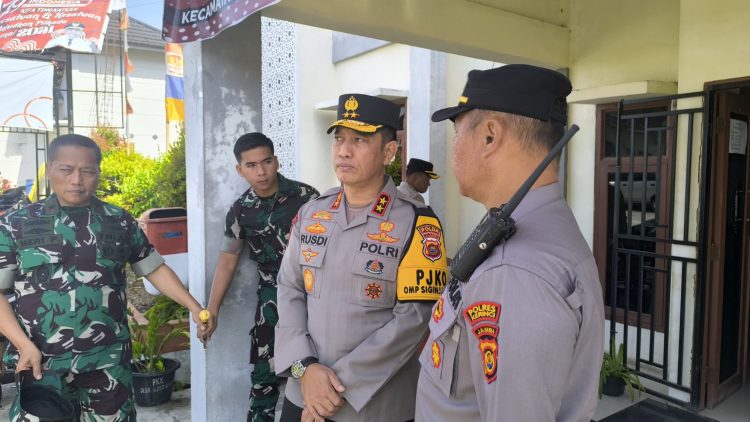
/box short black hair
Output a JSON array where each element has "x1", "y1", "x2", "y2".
[
  {"x1": 233, "y1": 132, "x2": 274, "y2": 162},
  {"x1": 48, "y1": 134, "x2": 102, "y2": 165},
  {"x1": 376, "y1": 126, "x2": 397, "y2": 149}
]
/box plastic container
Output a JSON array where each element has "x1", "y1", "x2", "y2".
[{"x1": 138, "y1": 208, "x2": 188, "y2": 295}]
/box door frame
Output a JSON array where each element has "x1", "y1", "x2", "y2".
[{"x1": 701, "y1": 78, "x2": 750, "y2": 409}]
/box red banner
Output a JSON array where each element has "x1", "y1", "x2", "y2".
[
  {"x1": 0, "y1": 0, "x2": 111, "y2": 53},
  {"x1": 162, "y1": 0, "x2": 280, "y2": 43}
]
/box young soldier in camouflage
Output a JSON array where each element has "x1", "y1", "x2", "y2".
[
  {"x1": 205, "y1": 132, "x2": 319, "y2": 422},
  {"x1": 0, "y1": 134, "x2": 215, "y2": 421}
]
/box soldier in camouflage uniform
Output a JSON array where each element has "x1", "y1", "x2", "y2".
[
  {"x1": 205, "y1": 132, "x2": 319, "y2": 422},
  {"x1": 0, "y1": 134, "x2": 214, "y2": 421}
]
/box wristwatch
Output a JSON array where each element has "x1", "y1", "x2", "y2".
[{"x1": 291, "y1": 357, "x2": 318, "y2": 379}]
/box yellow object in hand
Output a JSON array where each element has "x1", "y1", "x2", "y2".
[{"x1": 199, "y1": 309, "x2": 211, "y2": 323}]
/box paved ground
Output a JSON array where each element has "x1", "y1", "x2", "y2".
[{"x1": 0, "y1": 381, "x2": 190, "y2": 421}]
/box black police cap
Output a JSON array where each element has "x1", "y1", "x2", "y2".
[
  {"x1": 406, "y1": 158, "x2": 439, "y2": 179},
  {"x1": 432, "y1": 64, "x2": 572, "y2": 125},
  {"x1": 328, "y1": 94, "x2": 402, "y2": 134}
]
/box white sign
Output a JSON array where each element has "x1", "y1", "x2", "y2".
[
  {"x1": 729, "y1": 118, "x2": 748, "y2": 155},
  {"x1": 0, "y1": 57, "x2": 54, "y2": 130}
]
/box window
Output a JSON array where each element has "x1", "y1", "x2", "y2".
[{"x1": 594, "y1": 101, "x2": 672, "y2": 331}]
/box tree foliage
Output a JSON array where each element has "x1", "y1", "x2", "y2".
[{"x1": 94, "y1": 127, "x2": 186, "y2": 217}]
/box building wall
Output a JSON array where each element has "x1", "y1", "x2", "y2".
[
  {"x1": 295, "y1": 24, "x2": 339, "y2": 193},
  {"x1": 126, "y1": 48, "x2": 168, "y2": 157},
  {"x1": 69, "y1": 49, "x2": 167, "y2": 158}
]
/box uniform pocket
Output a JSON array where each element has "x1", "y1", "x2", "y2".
[
  {"x1": 351, "y1": 276, "x2": 396, "y2": 308},
  {"x1": 17, "y1": 241, "x2": 62, "y2": 276},
  {"x1": 419, "y1": 325, "x2": 460, "y2": 397}
]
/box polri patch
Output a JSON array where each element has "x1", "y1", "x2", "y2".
[
  {"x1": 464, "y1": 301, "x2": 501, "y2": 326},
  {"x1": 365, "y1": 259, "x2": 384, "y2": 275},
  {"x1": 475, "y1": 325, "x2": 499, "y2": 384}
]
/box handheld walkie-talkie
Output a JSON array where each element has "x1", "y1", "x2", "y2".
[{"x1": 449, "y1": 125, "x2": 580, "y2": 282}]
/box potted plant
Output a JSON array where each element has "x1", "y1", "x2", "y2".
[
  {"x1": 128, "y1": 296, "x2": 189, "y2": 407},
  {"x1": 599, "y1": 338, "x2": 645, "y2": 401}
]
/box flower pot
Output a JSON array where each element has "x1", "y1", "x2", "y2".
[
  {"x1": 131, "y1": 358, "x2": 181, "y2": 406},
  {"x1": 602, "y1": 376, "x2": 625, "y2": 397}
]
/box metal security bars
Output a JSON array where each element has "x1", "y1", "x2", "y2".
[{"x1": 607, "y1": 91, "x2": 706, "y2": 407}]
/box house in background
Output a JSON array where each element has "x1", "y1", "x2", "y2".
[{"x1": 0, "y1": 12, "x2": 169, "y2": 194}]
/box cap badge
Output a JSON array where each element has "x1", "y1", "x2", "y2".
[
  {"x1": 459, "y1": 95, "x2": 468, "y2": 104},
  {"x1": 343, "y1": 96, "x2": 360, "y2": 118}
]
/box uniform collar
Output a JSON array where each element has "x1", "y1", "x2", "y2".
[
  {"x1": 245, "y1": 173, "x2": 295, "y2": 205},
  {"x1": 328, "y1": 175, "x2": 398, "y2": 228},
  {"x1": 42, "y1": 193, "x2": 106, "y2": 216},
  {"x1": 508, "y1": 182, "x2": 562, "y2": 222}
]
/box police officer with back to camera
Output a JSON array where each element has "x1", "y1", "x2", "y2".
[
  {"x1": 275, "y1": 94, "x2": 449, "y2": 422},
  {"x1": 415, "y1": 65, "x2": 605, "y2": 421},
  {"x1": 0, "y1": 134, "x2": 214, "y2": 421}
]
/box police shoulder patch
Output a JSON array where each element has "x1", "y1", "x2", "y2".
[
  {"x1": 464, "y1": 301, "x2": 501, "y2": 326},
  {"x1": 396, "y1": 207, "x2": 448, "y2": 302}
]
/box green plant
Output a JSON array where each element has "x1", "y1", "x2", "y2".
[
  {"x1": 153, "y1": 129, "x2": 186, "y2": 209},
  {"x1": 386, "y1": 148, "x2": 403, "y2": 185},
  {"x1": 129, "y1": 297, "x2": 189, "y2": 373},
  {"x1": 599, "y1": 338, "x2": 644, "y2": 401}
]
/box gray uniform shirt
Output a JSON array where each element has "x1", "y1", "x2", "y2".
[
  {"x1": 397, "y1": 181, "x2": 425, "y2": 205},
  {"x1": 276, "y1": 177, "x2": 440, "y2": 421},
  {"x1": 415, "y1": 183, "x2": 604, "y2": 422}
]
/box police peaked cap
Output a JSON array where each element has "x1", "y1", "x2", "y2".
[
  {"x1": 432, "y1": 64, "x2": 571, "y2": 125},
  {"x1": 328, "y1": 94, "x2": 402, "y2": 134},
  {"x1": 406, "y1": 158, "x2": 439, "y2": 179}
]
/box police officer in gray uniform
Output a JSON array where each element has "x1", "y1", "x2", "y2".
[
  {"x1": 276, "y1": 94, "x2": 448, "y2": 422},
  {"x1": 415, "y1": 65, "x2": 604, "y2": 421}
]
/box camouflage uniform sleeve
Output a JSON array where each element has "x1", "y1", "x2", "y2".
[
  {"x1": 0, "y1": 219, "x2": 18, "y2": 289},
  {"x1": 126, "y1": 214, "x2": 165, "y2": 277},
  {"x1": 221, "y1": 199, "x2": 245, "y2": 254}
]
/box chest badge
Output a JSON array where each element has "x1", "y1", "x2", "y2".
[
  {"x1": 364, "y1": 283, "x2": 383, "y2": 299},
  {"x1": 303, "y1": 269, "x2": 315, "y2": 293},
  {"x1": 431, "y1": 341, "x2": 441, "y2": 368},
  {"x1": 311, "y1": 210, "x2": 332, "y2": 220},
  {"x1": 305, "y1": 222, "x2": 326, "y2": 234},
  {"x1": 301, "y1": 248, "x2": 319, "y2": 263},
  {"x1": 432, "y1": 297, "x2": 444, "y2": 323},
  {"x1": 367, "y1": 220, "x2": 399, "y2": 243},
  {"x1": 365, "y1": 259, "x2": 384, "y2": 275}
]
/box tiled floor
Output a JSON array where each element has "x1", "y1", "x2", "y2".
[{"x1": 595, "y1": 383, "x2": 750, "y2": 422}]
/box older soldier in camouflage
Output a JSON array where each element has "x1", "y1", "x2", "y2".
[
  {"x1": 0, "y1": 134, "x2": 214, "y2": 422},
  {"x1": 205, "y1": 133, "x2": 319, "y2": 422}
]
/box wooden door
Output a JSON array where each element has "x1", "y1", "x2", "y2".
[{"x1": 703, "y1": 91, "x2": 750, "y2": 407}]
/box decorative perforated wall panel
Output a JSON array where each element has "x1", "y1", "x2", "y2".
[{"x1": 261, "y1": 17, "x2": 297, "y2": 177}]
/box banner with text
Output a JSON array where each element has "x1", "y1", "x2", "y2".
[
  {"x1": 0, "y1": 0, "x2": 111, "y2": 53},
  {"x1": 163, "y1": 0, "x2": 279, "y2": 43}
]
